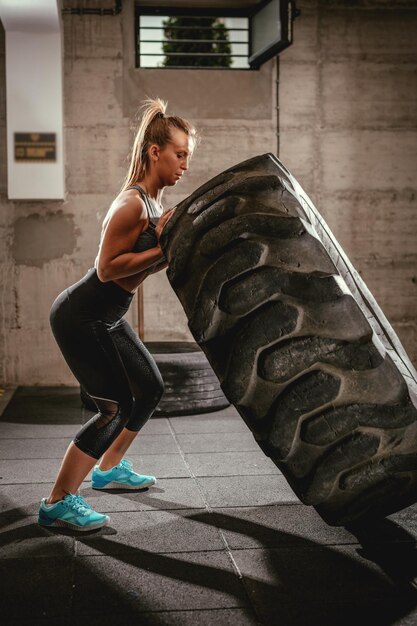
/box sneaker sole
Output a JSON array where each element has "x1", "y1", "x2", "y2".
[
  {"x1": 92, "y1": 479, "x2": 156, "y2": 490},
  {"x1": 38, "y1": 517, "x2": 109, "y2": 531}
]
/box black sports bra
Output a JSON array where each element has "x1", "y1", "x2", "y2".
[{"x1": 126, "y1": 185, "x2": 162, "y2": 254}]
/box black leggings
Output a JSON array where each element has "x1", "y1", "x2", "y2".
[{"x1": 49, "y1": 268, "x2": 164, "y2": 459}]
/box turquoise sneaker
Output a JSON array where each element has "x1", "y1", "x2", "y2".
[
  {"x1": 92, "y1": 458, "x2": 156, "y2": 490},
  {"x1": 38, "y1": 493, "x2": 109, "y2": 531}
]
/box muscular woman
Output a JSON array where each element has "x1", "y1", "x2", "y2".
[{"x1": 38, "y1": 98, "x2": 197, "y2": 531}]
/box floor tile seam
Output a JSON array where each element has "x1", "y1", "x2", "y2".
[
  {"x1": 0, "y1": 545, "x2": 373, "y2": 564},
  {"x1": 183, "y1": 449, "x2": 272, "y2": 454},
  {"x1": 0, "y1": 503, "x2": 308, "y2": 518},
  {"x1": 0, "y1": 516, "x2": 391, "y2": 549},
  {"x1": 0, "y1": 506, "x2": 209, "y2": 518},
  {"x1": 166, "y1": 416, "x2": 241, "y2": 593},
  {"x1": 72, "y1": 547, "x2": 239, "y2": 559},
  {"x1": 190, "y1": 472, "x2": 282, "y2": 477},
  {"x1": 179, "y1": 448, "x2": 261, "y2": 453},
  {"x1": 222, "y1": 542, "x2": 376, "y2": 554},
  {"x1": 0, "y1": 434, "x2": 177, "y2": 441},
  {"x1": 69, "y1": 600, "x2": 250, "y2": 626},
  {"x1": 0, "y1": 452, "x2": 183, "y2": 461},
  {"x1": 0, "y1": 536, "x2": 410, "y2": 561},
  {"x1": 167, "y1": 419, "x2": 212, "y2": 505},
  {"x1": 2, "y1": 507, "x2": 212, "y2": 519},
  {"x1": 71, "y1": 606, "x2": 251, "y2": 616},
  {"x1": 172, "y1": 429, "x2": 250, "y2": 435},
  {"x1": 3, "y1": 531, "x2": 414, "y2": 553},
  {"x1": 0, "y1": 481, "x2": 299, "y2": 488},
  {"x1": 0, "y1": 476, "x2": 199, "y2": 485},
  {"x1": 168, "y1": 421, "x2": 265, "y2": 625},
  {"x1": 73, "y1": 548, "x2": 236, "y2": 557},
  {"x1": 218, "y1": 526, "x2": 265, "y2": 623},
  {"x1": 209, "y1": 502, "x2": 305, "y2": 510},
  {"x1": 0, "y1": 436, "x2": 84, "y2": 440},
  {"x1": 71, "y1": 606, "x2": 251, "y2": 617}
]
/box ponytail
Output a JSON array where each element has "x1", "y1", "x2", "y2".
[{"x1": 121, "y1": 97, "x2": 197, "y2": 191}]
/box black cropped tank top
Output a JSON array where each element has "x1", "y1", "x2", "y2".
[{"x1": 126, "y1": 185, "x2": 162, "y2": 253}]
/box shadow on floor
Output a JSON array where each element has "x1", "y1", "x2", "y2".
[{"x1": 2, "y1": 491, "x2": 417, "y2": 624}]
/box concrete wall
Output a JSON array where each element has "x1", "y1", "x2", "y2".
[
  {"x1": 0, "y1": 0, "x2": 277, "y2": 384},
  {"x1": 279, "y1": 0, "x2": 417, "y2": 366},
  {"x1": 1, "y1": 0, "x2": 416, "y2": 385}
]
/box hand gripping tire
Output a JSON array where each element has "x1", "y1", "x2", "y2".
[{"x1": 160, "y1": 153, "x2": 417, "y2": 526}]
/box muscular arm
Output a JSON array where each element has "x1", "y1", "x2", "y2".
[{"x1": 96, "y1": 190, "x2": 165, "y2": 282}]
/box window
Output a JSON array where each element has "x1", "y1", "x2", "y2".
[
  {"x1": 135, "y1": 2, "x2": 299, "y2": 70},
  {"x1": 136, "y1": 8, "x2": 249, "y2": 69}
]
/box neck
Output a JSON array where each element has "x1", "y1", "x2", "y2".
[{"x1": 137, "y1": 176, "x2": 164, "y2": 206}]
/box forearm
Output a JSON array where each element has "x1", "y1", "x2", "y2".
[
  {"x1": 142, "y1": 259, "x2": 169, "y2": 279},
  {"x1": 98, "y1": 246, "x2": 165, "y2": 281}
]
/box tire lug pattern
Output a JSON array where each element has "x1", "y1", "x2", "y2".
[{"x1": 160, "y1": 153, "x2": 417, "y2": 526}]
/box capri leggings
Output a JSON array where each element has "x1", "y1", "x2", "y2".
[{"x1": 49, "y1": 267, "x2": 164, "y2": 459}]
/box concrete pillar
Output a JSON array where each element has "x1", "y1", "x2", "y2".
[{"x1": 0, "y1": 0, "x2": 64, "y2": 199}]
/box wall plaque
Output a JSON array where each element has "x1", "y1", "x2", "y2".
[{"x1": 14, "y1": 132, "x2": 56, "y2": 162}]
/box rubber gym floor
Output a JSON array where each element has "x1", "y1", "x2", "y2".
[{"x1": 1, "y1": 386, "x2": 417, "y2": 625}]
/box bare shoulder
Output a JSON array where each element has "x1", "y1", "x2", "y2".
[{"x1": 110, "y1": 188, "x2": 148, "y2": 226}]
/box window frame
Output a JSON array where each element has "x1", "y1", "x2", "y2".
[{"x1": 135, "y1": 4, "x2": 252, "y2": 71}]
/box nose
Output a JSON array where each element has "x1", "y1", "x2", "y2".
[{"x1": 181, "y1": 157, "x2": 189, "y2": 171}]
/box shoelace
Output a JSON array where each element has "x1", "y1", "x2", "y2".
[
  {"x1": 119, "y1": 459, "x2": 134, "y2": 473},
  {"x1": 63, "y1": 494, "x2": 90, "y2": 516},
  {"x1": 74, "y1": 494, "x2": 91, "y2": 510}
]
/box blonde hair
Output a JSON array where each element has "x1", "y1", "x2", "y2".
[{"x1": 121, "y1": 97, "x2": 198, "y2": 191}]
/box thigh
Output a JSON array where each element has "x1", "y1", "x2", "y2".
[
  {"x1": 53, "y1": 310, "x2": 133, "y2": 404},
  {"x1": 109, "y1": 318, "x2": 164, "y2": 400}
]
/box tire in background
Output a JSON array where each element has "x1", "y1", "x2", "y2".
[
  {"x1": 144, "y1": 341, "x2": 230, "y2": 416},
  {"x1": 160, "y1": 152, "x2": 417, "y2": 527}
]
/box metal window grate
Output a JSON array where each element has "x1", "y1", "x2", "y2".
[{"x1": 136, "y1": 14, "x2": 250, "y2": 69}]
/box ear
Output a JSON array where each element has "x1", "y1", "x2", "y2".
[{"x1": 149, "y1": 143, "x2": 160, "y2": 162}]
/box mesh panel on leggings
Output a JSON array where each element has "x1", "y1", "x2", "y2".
[{"x1": 109, "y1": 318, "x2": 164, "y2": 432}]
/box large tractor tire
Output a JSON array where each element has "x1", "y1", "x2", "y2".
[{"x1": 160, "y1": 153, "x2": 417, "y2": 527}]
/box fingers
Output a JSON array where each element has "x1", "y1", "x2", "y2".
[
  {"x1": 163, "y1": 206, "x2": 176, "y2": 221},
  {"x1": 159, "y1": 207, "x2": 176, "y2": 228},
  {"x1": 156, "y1": 207, "x2": 177, "y2": 241}
]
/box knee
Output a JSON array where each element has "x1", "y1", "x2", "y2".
[
  {"x1": 90, "y1": 394, "x2": 133, "y2": 428},
  {"x1": 73, "y1": 393, "x2": 133, "y2": 459}
]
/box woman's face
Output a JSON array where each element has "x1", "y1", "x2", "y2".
[{"x1": 152, "y1": 128, "x2": 193, "y2": 187}]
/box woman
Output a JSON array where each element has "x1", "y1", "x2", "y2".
[{"x1": 38, "y1": 98, "x2": 197, "y2": 531}]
